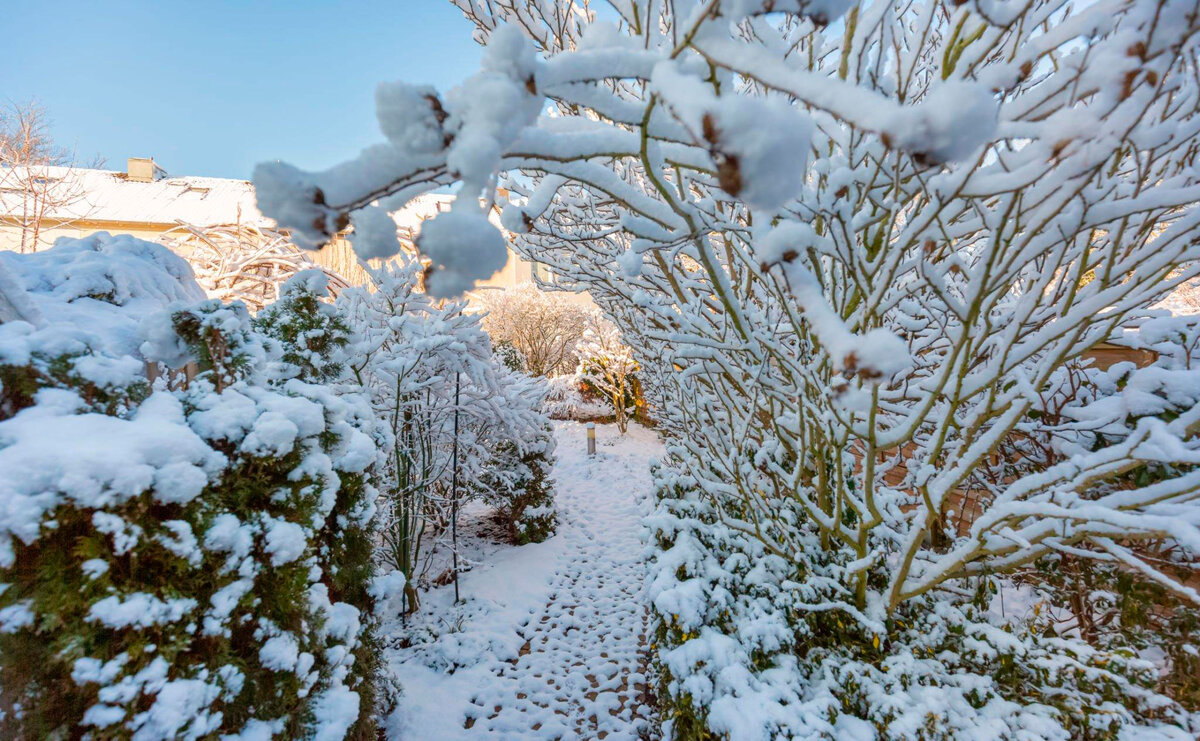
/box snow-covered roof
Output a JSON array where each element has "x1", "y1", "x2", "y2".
[
  {"x1": 0, "y1": 164, "x2": 453, "y2": 231},
  {"x1": 0, "y1": 165, "x2": 263, "y2": 226}
]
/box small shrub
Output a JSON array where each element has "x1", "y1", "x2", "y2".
[
  {"x1": 492, "y1": 340, "x2": 526, "y2": 373},
  {"x1": 254, "y1": 269, "x2": 351, "y2": 384},
  {"x1": 340, "y1": 259, "x2": 554, "y2": 610},
  {"x1": 576, "y1": 317, "x2": 638, "y2": 433},
  {"x1": 541, "y1": 373, "x2": 611, "y2": 421},
  {"x1": 480, "y1": 424, "x2": 557, "y2": 545}
]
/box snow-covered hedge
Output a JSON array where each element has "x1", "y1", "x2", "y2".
[
  {"x1": 647, "y1": 318, "x2": 1200, "y2": 740},
  {"x1": 647, "y1": 467, "x2": 1190, "y2": 741},
  {"x1": 0, "y1": 238, "x2": 386, "y2": 739}
]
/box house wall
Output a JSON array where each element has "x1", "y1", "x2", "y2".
[
  {"x1": 0, "y1": 217, "x2": 543, "y2": 296},
  {"x1": 0, "y1": 219, "x2": 166, "y2": 252},
  {"x1": 0, "y1": 162, "x2": 577, "y2": 303}
]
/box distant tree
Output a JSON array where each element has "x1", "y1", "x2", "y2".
[
  {"x1": 0, "y1": 101, "x2": 69, "y2": 168},
  {"x1": 0, "y1": 101, "x2": 96, "y2": 253},
  {"x1": 476, "y1": 284, "x2": 592, "y2": 376}
]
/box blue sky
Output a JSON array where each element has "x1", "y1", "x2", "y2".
[{"x1": 1, "y1": 1, "x2": 483, "y2": 179}]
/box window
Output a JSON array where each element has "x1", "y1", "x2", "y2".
[{"x1": 532, "y1": 261, "x2": 556, "y2": 284}]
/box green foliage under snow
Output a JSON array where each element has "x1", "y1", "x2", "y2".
[{"x1": 0, "y1": 251, "x2": 387, "y2": 739}]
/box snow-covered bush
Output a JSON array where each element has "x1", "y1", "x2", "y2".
[
  {"x1": 476, "y1": 284, "x2": 593, "y2": 376},
  {"x1": 1005, "y1": 319, "x2": 1200, "y2": 712},
  {"x1": 254, "y1": 0, "x2": 1200, "y2": 736},
  {"x1": 0, "y1": 233, "x2": 201, "y2": 420},
  {"x1": 649, "y1": 467, "x2": 1185, "y2": 740},
  {"x1": 541, "y1": 372, "x2": 611, "y2": 421},
  {"x1": 492, "y1": 339, "x2": 527, "y2": 373},
  {"x1": 340, "y1": 257, "x2": 554, "y2": 611},
  {"x1": 0, "y1": 237, "x2": 384, "y2": 739},
  {"x1": 252, "y1": 271, "x2": 390, "y2": 736},
  {"x1": 255, "y1": 269, "x2": 352, "y2": 384},
  {"x1": 576, "y1": 316, "x2": 638, "y2": 434},
  {"x1": 478, "y1": 417, "x2": 557, "y2": 545},
  {"x1": 0, "y1": 232, "x2": 206, "y2": 354}
]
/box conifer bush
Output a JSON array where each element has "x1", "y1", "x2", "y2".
[
  {"x1": 254, "y1": 270, "x2": 352, "y2": 385},
  {"x1": 479, "y1": 424, "x2": 557, "y2": 545},
  {"x1": 0, "y1": 330, "x2": 150, "y2": 420},
  {"x1": 0, "y1": 243, "x2": 385, "y2": 739},
  {"x1": 252, "y1": 272, "x2": 389, "y2": 739},
  {"x1": 492, "y1": 340, "x2": 527, "y2": 374}
]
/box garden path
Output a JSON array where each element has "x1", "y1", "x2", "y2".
[{"x1": 384, "y1": 421, "x2": 661, "y2": 740}]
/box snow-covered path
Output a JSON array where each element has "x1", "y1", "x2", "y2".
[{"x1": 384, "y1": 422, "x2": 662, "y2": 740}]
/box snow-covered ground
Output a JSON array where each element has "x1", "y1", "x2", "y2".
[{"x1": 383, "y1": 421, "x2": 662, "y2": 740}]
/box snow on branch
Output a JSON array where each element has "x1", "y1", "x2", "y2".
[{"x1": 257, "y1": 1, "x2": 1200, "y2": 732}]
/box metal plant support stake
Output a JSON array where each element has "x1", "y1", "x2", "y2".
[{"x1": 451, "y1": 371, "x2": 462, "y2": 604}]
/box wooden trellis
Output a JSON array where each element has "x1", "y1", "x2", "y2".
[
  {"x1": 144, "y1": 360, "x2": 200, "y2": 391},
  {"x1": 158, "y1": 220, "x2": 354, "y2": 313}
]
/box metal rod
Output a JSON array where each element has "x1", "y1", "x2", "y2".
[{"x1": 451, "y1": 371, "x2": 462, "y2": 604}]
